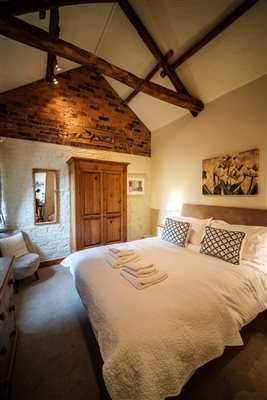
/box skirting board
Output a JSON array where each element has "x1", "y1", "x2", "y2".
[{"x1": 39, "y1": 258, "x2": 64, "y2": 268}]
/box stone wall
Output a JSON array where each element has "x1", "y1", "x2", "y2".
[
  {"x1": 0, "y1": 67, "x2": 151, "y2": 157},
  {"x1": 1, "y1": 137, "x2": 151, "y2": 261}
]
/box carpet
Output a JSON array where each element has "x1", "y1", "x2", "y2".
[{"x1": 10, "y1": 265, "x2": 267, "y2": 400}]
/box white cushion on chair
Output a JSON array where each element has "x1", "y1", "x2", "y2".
[{"x1": 0, "y1": 232, "x2": 29, "y2": 258}]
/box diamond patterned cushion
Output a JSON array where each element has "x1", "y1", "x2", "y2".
[
  {"x1": 172, "y1": 216, "x2": 212, "y2": 245},
  {"x1": 161, "y1": 218, "x2": 191, "y2": 247},
  {"x1": 200, "y1": 226, "x2": 246, "y2": 265}
]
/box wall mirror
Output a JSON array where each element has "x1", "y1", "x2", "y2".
[{"x1": 33, "y1": 169, "x2": 58, "y2": 225}]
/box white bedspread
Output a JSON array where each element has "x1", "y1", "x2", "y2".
[{"x1": 61, "y1": 237, "x2": 267, "y2": 400}]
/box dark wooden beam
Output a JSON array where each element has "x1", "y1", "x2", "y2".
[
  {"x1": 0, "y1": 15, "x2": 204, "y2": 113},
  {"x1": 164, "y1": 0, "x2": 259, "y2": 74},
  {"x1": 118, "y1": 0, "x2": 199, "y2": 117},
  {"x1": 46, "y1": 8, "x2": 60, "y2": 82},
  {"x1": 0, "y1": 0, "x2": 118, "y2": 16},
  {"x1": 39, "y1": 10, "x2": 46, "y2": 19},
  {"x1": 124, "y1": 49, "x2": 173, "y2": 105}
]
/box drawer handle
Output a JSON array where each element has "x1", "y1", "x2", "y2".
[
  {"x1": 0, "y1": 312, "x2": 5, "y2": 321},
  {"x1": 0, "y1": 346, "x2": 7, "y2": 356},
  {"x1": 8, "y1": 305, "x2": 15, "y2": 312}
]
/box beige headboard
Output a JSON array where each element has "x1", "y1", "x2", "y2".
[{"x1": 181, "y1": 204, "x2": 267, "y2": 227}]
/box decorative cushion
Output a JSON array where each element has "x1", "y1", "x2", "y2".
[
  {"x1": 200, "y1": 226, "x2": 246, "y2": 265},
  {"x1": 211, "y1": 220, "x2": 267, "y2": 265},
  {"x1": 0, "y1": 232, "x2": 29, "y2": 259},
  {"x1": 172, "y1": 216, "x2": 212, "y2": 245},
  {"x1": 161, "y1": 218, "x2": 191, "y2": 247}
]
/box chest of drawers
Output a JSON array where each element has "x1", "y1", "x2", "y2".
[{"x1": 0, "y1": 256, "x2": 18, "y2": 399}]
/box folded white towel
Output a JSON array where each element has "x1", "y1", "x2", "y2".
[
  {"x1": 120, "y1": 269, "x2": 168, "y2": 289},
  {"x1": 105, "y1": 253, "x2": 141, "y2": 269},
  {"x1": 122, "y1": 265, "x2": 158, "y2": 278},
  {"x1": 123, "y1": 260, "x2": 154, "y2": 272},
  {"x1": 108, "y1": 250, "x2": 136, "y2": 261},
  {"x1": 108, "y1": 248, "x2": 135, "y2": 256}
]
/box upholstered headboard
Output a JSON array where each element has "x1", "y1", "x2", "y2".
[{"x1": 181, "y1": 204, "x2": 267, "y2": 227}]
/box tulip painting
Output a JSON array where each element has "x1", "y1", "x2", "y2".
[{"x1": 202, "y1": 149, "x2": 259, "y2": 196}]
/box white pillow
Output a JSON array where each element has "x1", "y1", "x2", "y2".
[
  {"x1": 211, "y1": 220, "x2": 267, "y2": 265},
  {"x1": 0, "y1": 232, "x2": 29, "y2": 259},
  {"x1": 173, "y1": 216, "x2": 212, "y2": 245}
]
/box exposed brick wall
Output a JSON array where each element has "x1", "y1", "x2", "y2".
[{"x1": 0, "y1": 67, "x2": 151, "y2": 157}]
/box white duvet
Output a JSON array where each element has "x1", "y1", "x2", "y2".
[{"x1": 61, "y1": 237, "x2": 267, "y2": 400}]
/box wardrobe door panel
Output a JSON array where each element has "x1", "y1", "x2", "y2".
[
  {"x1": 83, "y1": 171, "x2": 102, "y2": 216},
  {"x1": 80, "y1": 170, "x2": 103, "y2": 248},
  {"x1": 105, "y1": 172, "x2": 122, "y2": 215},
  {"x1": 106, "y1": 216, "x2": 122, "y2": 243},
  {"x1": 84, "y1": 218, "x2": 102, "y2": 247}
]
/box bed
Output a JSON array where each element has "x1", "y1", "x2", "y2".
[{"x1": 61, "y1": 204, "x2": 267, "y2": 400}]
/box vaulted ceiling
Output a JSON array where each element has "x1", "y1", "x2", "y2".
[{"x1": 0, "y1": 0, "x2": 266, "y2": 131}]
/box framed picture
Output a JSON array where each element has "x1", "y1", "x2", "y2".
[
  {"x1": 202, "y1": 149, "x2": 259, "y2": 196},
  {"x1": 127, "y1": 176, "x2": 145, "y2": 195}
]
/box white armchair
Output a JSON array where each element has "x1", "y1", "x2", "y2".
[{"x1": 0, "y1": 230, "x2": 40, "y2": 292}]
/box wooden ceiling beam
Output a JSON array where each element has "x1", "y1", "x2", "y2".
[
  {"x1": 39, "y1": 10, "x2": 47, "y2": 19},
  {"x1": 0, "y1": 15, "x2": 204, "y2": 113},
  {"x1": 164, "y1": 0, "x2": 259, "y2": 75},
  {"x1": 46, "y1": 7, "x2": 60, "y2": 82},
  {"x1": 123, "y1": 49, "x2": 173, "y2": 105},
  {"x1": 0, "y1": 0, "x2": 118, "y2": 16},
  {"x1": 118, "y1": 0, "x2": 199, "y2": 117}
]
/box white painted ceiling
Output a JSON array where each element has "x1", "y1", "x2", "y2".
[{"x1": 0, "y1": 0, "x2": 266, "y2": 132}]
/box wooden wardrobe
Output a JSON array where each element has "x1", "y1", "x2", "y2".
[{"x1": 67, "y1": 157, "x2": 128, "y2": 252}]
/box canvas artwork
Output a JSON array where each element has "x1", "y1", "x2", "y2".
[{"x1": 202, "y1": 149, "x2": 259, "y2": 196}]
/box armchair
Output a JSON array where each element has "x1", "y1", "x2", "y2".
[{"x1": 0, "y1": 230, "x2": 40, "y2": 292}]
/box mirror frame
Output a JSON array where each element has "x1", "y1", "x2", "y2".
[{"x1": 33, "y1": 168, "x2": 58, "y2": 225}]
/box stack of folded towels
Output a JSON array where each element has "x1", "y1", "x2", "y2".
[
  {"x1": 120, "y1": 260, "x2": 168, "y2": 290},
  {"x1": 105, "y1": 248, "x2": 140, "y2": 269}
]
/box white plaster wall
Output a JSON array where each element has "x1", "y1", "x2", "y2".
[
  {"x1": 151, "y1": 76, "x2": 267, "y2": 226},
  {"x1": 1, "y1": 138, "x2": 151, "y2": 260}
]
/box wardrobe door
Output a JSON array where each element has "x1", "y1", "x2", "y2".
[
  {"x1": 80, "y1": 170, "x2": 103, "y2": 248},
  {"x1": 104, "y1": 171, "x2": 124, "y2": 244},
  {"x1": 68, "y1": 157, "x2": 128, "y2": 251}
]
